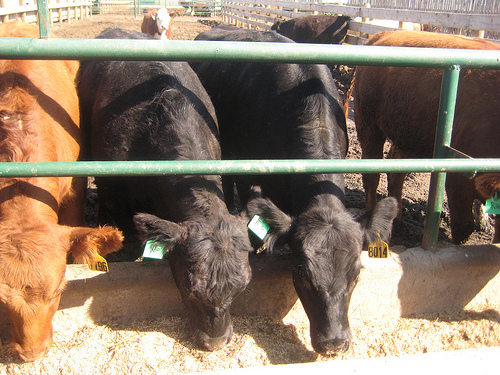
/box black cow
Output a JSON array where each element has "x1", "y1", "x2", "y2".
[
  {"x1": 271, "y1": 15, "x2": 350, "y2": 44},
  {"x1": 191, "y1": 26, "x2": 398, "y2": 354},
  {"x1": 77, "y1": 27, "x2": 254, "y2": 351}
]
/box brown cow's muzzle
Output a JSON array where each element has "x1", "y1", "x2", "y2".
[{"x1": 10, "y1": 329, "x2": 53, "y2": 362}]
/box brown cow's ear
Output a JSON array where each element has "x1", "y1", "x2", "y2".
[{"x1": 66, "y1": 226, "x2": 124, "y2": 264}]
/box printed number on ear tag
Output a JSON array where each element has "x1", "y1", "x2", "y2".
[
  {"x1": 143, "y1": 240, "x2": 165, "y2": 260},
  {"x1": 248, "y1": 215, "x2": 270, "y2": 240},
  {"x1": 366, "y1": 233, "x2": 389, "y2": 259},
  {"x1": 485, "y1": 193, "x2": 500, "y2": 214},
  {"x1": 88, "y1": 254, "x2": 109, "y2": 272}
]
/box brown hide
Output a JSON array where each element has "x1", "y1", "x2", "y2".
[
  {"x1": 0, "y1": 21, "x2": 123, "y2": 362},
  {"x1": 353, "y1": 30, "x2": 500, "y2": 244},
  {"x1": 141, "y1": 10, "x2": 159, "y2": 36},
  {"x1": 141, "y1": 9, "x2": 176, "y2": 39}
]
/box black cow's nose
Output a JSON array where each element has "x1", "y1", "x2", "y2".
[
  {"x1": 313, "y1": 337, "x2": 350, "y2": 354},
  {"x1": 194, "y1": 324, "x2": 234, "y2": 351}
]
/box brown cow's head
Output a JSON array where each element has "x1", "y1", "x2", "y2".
[{"x1": 0, "y1": 224, "x2": 123, "y2": 361}]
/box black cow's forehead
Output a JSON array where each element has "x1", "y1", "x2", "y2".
[{"x1": 292, "y1": 210, "x2": 363, "y2": 257}]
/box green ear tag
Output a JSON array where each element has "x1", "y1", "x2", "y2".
[
  {"x1": 366, "y1": 231, "x2": 389, "y2": 259},
  {"x1": 143, "y1": 240, "x2": 165, "y2": 260},
  {"x1": 248, "y1": 215, "x2": 270, "y2": 240},
  {"x1": 485, "y1": 193, "x2": 500, "y2": 214}
]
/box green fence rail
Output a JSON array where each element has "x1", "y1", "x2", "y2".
[
  {"x1": 0, "y1": 38, "x2": 499, "y2": 68},
  {"x1": 2, "y1": 11, "x2": 500, "y2": 249},
  {"x1": 1, "y1": 159, "x2": 499, "y2": 178}
]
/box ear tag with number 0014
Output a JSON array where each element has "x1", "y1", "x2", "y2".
[
  {"x1": 143, "y1": 240, "x2": 165, "y2": 260},
  {"x1": 485, "y1": 193, "x2": 500, "y2": 214},
  {"x1": 88, "y1": 254, "x2": 109, "y2": 272},
  {"x1": 248, "y1": 215, "x2": 270, "y2": 240},
  {"x1": 366, "y1": 231, "x2": 389, "y2": 259}
]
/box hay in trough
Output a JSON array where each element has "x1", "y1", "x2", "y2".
[
  {"x1": 1, "y1": 301, "x2": 499, "y2": 373},
  {"x1": 1, "y1": 13, "x2": 499, "y2": 374}
]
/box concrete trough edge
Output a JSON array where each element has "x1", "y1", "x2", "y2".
[
  {"x1": 196, "y1": 347, "x2": 500, "y2": 375},
  {"x1": 1, "y1": 244, "x2": 500, "y2": 334}
]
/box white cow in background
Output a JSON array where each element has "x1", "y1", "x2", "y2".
[{"x1": 141, "y1": 8, "x2": 176, "y2": 40}]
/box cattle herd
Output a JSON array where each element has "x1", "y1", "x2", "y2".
[{"x1": 0, "y1": 10, "x2": 499, "y2": 363}]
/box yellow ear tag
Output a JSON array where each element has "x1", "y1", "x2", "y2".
[
  {"x1": 366, "y1": 231, "x2": 389, "y2": 258},
  {"x1": 88, "y1": 254, "x2": 109, "y2": 272}
]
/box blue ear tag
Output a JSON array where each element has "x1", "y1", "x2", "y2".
[
  {"x1": 248, "y1": 215, "x2": 270, "y2": 240},
  {"x1": 485, "y1": 193, "x2": 500, "y2": 214},
  {"x1": 143, "y1": 240, "x2": 165, "y2": 259}
]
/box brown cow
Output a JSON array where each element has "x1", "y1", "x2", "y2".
[
  {"x1": 353, "y1": 30, "x2": 500, "y2": 244},
  {"x1": 0, "y1": 21, "x2": 123, "y2": 362},
  {"x1": 141, "y1": 8, "x2": 176, "y2": 40}
]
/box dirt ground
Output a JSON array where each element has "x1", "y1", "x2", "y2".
[
  {"x1": 53, "y1": 12, "x2": 495, "y2": 249},
  {"x1": 0, "y1": 13, "x2": 499, "y2": 374}
]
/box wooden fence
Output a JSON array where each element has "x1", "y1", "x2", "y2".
[
  {"x1": 347, "y1": 0, "x2": 499, "y2": 15},
  {"x1": 221, "y1": 0, "x2": 500, "y2": 44},
  {"x1": 0, "y1": 1, "x2": 91, "y2": 24}
]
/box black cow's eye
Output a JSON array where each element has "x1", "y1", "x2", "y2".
[{"x1": 295, "y1": 265, "x2": 306, "y2": 278}]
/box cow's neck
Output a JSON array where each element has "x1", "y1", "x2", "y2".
[
  {"x1": 0, "y1": 178, "x2": 60, "y2": 223},
  {"x1": 167, "y1": 175, "x2": 228, "y2": 221},
  {"x1": 291, "y1": 173, "x2": 346, "y2": 214}
]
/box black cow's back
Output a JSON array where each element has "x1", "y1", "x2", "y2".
[
  {"x1": 78, "y1": 27, "x2": 221, "y2": 256},
  {"x1": 191, "y1": 26, "x2": 347, "y2": 214}
]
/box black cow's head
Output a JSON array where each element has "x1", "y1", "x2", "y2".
[
  {"x1": 243, "y1": 189, "x2": 397, "y2": 354},
  {"x1": 134, "y1": 213, "x2": 252, "y2": 351}
]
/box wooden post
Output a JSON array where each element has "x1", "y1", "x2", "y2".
[
  {"x1": 361, "y1": 3, "x2": 371, "y2": 39},
  {"x1": 2, "y1": 0, "x2": 8, "y2": 22},
  {"x1": 471, "y1": 30, "x2": 485, "y2": 38}
]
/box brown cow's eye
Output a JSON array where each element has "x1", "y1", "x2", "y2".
[{"x1": 51, "y1": 279, "x2": 67, "y2": 300}]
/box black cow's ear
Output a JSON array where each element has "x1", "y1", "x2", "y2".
[
  {"x1": 133, "y1": 213, "x2": 186, "y2": 251},
  {"x1": 357, "y1": 197, "x2": 398, "y2": 248},
  {"x1": 241, "y1": 189, "x2": 293, "y2": 253}
]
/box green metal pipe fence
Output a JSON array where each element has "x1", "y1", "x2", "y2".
[
  {"x1": 2, "y1": 8, "x2": 500, "y2": 249},
  {"x1": 1, "y1": 38, "x2": 499, "y2": 68},
  {"x1": 0, "y1": 158, "x2": 499, "y2": 178},
  {"x1": 422, "y1": 65, "x2": 461, "y2": 248}
]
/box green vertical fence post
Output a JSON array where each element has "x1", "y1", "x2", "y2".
[
  {"x1": 422, "y1": 65, "x2": 461, "y2": 250},
  {"x1": 37, "y1": 0, "x2": 50, "y2": 38}
]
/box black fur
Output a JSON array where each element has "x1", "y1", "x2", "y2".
[
  {"x1": 77, "y1": 27, "x2": 253, "y2": 351},
  {"x1": 191, "y1": 26, "x2": 398, "y2": 354},
  {"x1": 271, "y1": 15, "x2": 350, "y2": 44}
]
